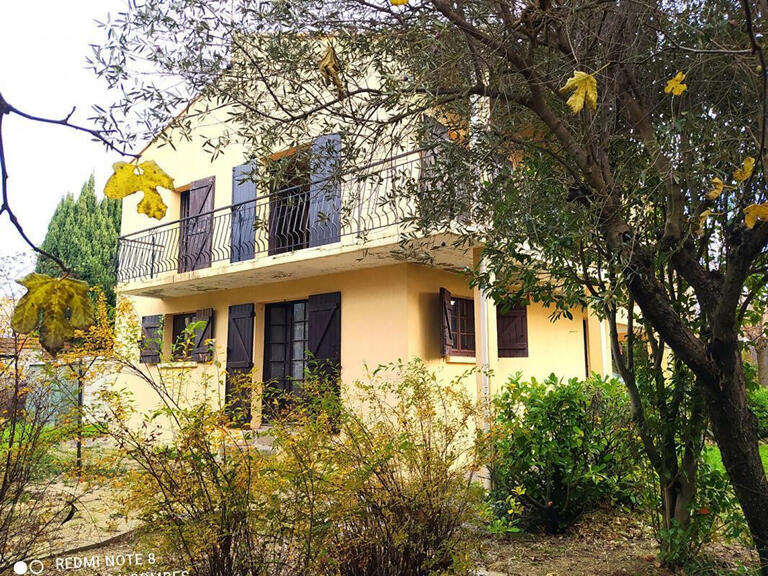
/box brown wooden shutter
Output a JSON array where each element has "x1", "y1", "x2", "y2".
[
  {"x1": 140, "y1": 314, "x2": 163, "y2": 364},
  {"x1": 192, "y1": 308, "x2": 215, "y2": 362},
  {"x1": 179, "y1": 177, "x2": 215, "y2": 272},
  {"x1": 440, "y1": 288, "x2": 454, "y2": 357},
  {"x1": 307, "y1": 292, "x2": 341, "y2": 376},
  {"x1": 497, "y1": 306, "x2": 528, "y2": 358},
  {"x1": 226, "y1": 303, "x2": 255, "y2": 424}
]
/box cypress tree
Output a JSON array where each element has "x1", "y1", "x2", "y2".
[{"x1": 36, "y1": 175, "x2": 122, "y2": 304}]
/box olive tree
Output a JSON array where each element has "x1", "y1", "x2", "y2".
[{"x1": 92, "y1": 0, "x2": 768, "y2": 569}]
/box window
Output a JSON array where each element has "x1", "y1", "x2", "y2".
[
  {"x1": 450, "y1": 297, "x2": 476, "y2": 356},
  {"x1": 263, "y1": 300, "x2": 309, "y2": 418},
  {"x1": 497, "y1": 305, "x2": 528, "y2": 358},
  {"x1": 171, "y1": 312, "x2": 197, "y2": 360},
  {"x1": 439, "y1": 288, "x2": 475, "y2": 357},
  {"x1": 268, "y1": 151, "x2": 310, "y2": 255}
]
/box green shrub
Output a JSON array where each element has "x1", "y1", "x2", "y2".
[
  {"x1": 489, "y1": 373, "x2": 640, "y2": 533},
  {"x1": 271, "y1": 360, "x2": 486, "y2": 576},
  {"x1": 747, "y1": 387, "x2": 768, "y2": 439}
]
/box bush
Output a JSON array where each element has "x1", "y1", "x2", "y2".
[
  {"x1": 489, "y1": 373, "x2": 640, "y2": 533},
  {"x1": 271, "y1": 360, "x2": 485, "y2": 576},
  {"x1": 747, "y1": 387, "x2": 768, "y2": 439},
  {"x1": 108, "y1": 360, "x2": 485, "y2": 576}
]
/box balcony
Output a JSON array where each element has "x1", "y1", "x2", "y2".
[{"x1": 116, "y1": 150, "x2": 473, "y2": 297}]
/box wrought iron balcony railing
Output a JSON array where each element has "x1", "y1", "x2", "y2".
[{"x1": 117, "y1": 150, "x2": 424, "y2": 283}]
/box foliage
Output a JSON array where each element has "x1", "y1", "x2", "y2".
[
  {"x1": 650, "y1": 447, "x2": 751, "y2": 568},
  {"x1": 559, "y1": 70, "x2": 598, "y2": 114},
  {"x1": 101, "y1": 352, "x2": 484, "y2": 576},
  {"x1": 288, "y1": 360, "x2": 484, "y2": 576},
  {"x1": 0, "y1": 259, "x2": 94, "y2": 571},
  {"x1": 490, "y1": 373, "x2": 639, "y2": 533},
  {"x1": 90, "y1": 0, "x2": 768, "y2": 565},
  {"x1": 748, "y1": 387, "x2": 768, "y2": 440},
  {"x1": 35, "y1": 175, "x2": 121, "y2": 303},
  {"x1": 103, "y1": 161, "x2": 174, "y2": 220},
  {"x1": 11, "y1": 273, "x2": 94, "y2": 355}
]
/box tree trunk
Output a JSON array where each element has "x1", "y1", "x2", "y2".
[
  {"x1": 703, "y1": 362, "x2": 768, "y2": 575},
  {"x1": 618, "y1": 251, "x2": 768, "y2": 574},
  {"x1": 756, "y1": 338, "x2": 768, "y2": 388}
]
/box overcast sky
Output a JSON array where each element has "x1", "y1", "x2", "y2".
[{"x1": 0, "y1": 0, "x2": 128, "y2": 272}]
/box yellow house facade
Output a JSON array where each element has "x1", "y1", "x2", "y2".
[{"x1": 115, "y1": 103, "x2": 614, "y2": 427}]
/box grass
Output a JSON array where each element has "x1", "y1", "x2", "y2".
[{"x1": 704, "y1": 443, "x2": 768, "y2": 473}]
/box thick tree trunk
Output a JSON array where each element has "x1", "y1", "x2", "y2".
[
  {"x1": 704, "y1": 363, "x2": 768, "y2": 574},
  {"x1": 618, "y1": 252, "x2": 768, "y2": 574}
]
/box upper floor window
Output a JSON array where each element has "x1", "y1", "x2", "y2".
[{"x1": 268, "y1": 150, "x2": 311, "y2": 255}]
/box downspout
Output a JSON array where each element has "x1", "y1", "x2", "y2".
[
  {"x1": 470, "y1": 94, "x2": 493, "y2": 490},
  {"x1": 470, "y1": 94, "x2": 492, "y2": 425},
  {"x1": 478, "y1": 259, "x2": 491, "y2": 423}
]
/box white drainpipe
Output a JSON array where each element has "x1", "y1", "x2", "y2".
[{"x1": 478, "y1": 258, "x2": 491, "y2": 425}]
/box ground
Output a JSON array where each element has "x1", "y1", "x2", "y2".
[
  {"x1": 20, "y1": 509, "x2": 757, "y2": 576},
  {"x1": 7, "y1": 441, "x2": 764, "y2": 575},
  {"x1": 481, "y1": 509, "x2": 757, "y2": 576}
]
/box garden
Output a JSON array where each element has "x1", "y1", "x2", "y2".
[{"x1": 3, "y1": 312, "x2": 768, "y2": 575}]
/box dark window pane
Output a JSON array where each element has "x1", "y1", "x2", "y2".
[
  {"x1": 271, "y1": 324, "x2": 286, "y2": 342},
  {"x1": 270, "y1": 344, "x2": 285, "y2": 361},
  {"x1": 271, "y1": 307, "x2": 286, "y2": 322}
]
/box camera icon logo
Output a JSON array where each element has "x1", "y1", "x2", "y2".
[{"x1": 13, "y1": 560, "x2": 44, "y2": 574}]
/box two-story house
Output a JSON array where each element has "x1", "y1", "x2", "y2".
[{"x1": 114, "y1": 100, "x2": 615, "y2": 427}]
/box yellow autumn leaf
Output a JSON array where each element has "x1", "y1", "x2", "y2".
[
  {"x1": 11, "y1": 273, "x2": 94, "y2": 354},
  {"x1": 664, "y1": 72, "x2": 687, "y2": 96},
  {"x1": 707, "y1": 177, "x2": 724, "y2": 200},
  {"x1": 560, "y1": 70, "x2": 598, "y2": 115},
  {"x1": 745, "y1": 203, "x2": 768, "y2": 229},
  {"x1": 318, "y1": 45, "x2": 345, "y2": 99},
  {"x1": 104, "y1": 160, "x2": 174, "y2": 220},
  {"x1": 693, "y1": 209, "x2": 713, "y2": 236},
  {"x1": 390, "y1": 0, "x2": 408, "y2": 5},
  {"x1": 733, "y1": 156, "x2": 756, "y2": 183}
]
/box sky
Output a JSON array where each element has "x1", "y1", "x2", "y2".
[{"x1": 0, "y1": 0, "x2": 128, "y2": 274}]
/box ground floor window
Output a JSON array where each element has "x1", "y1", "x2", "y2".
[
  {"x1": 263, "y1": 300, "x2": 309, "y2": 418},
  {"x1": 171, "y1": 312, "x2": 196, "y2": 359},
  {"x1": 450, "y1": 297, "x2": 476, "y2": 355}
]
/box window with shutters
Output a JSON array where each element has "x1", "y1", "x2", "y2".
[
  {"x1": 171, "y1": 312, "x2": 196, "y2": 360},
  {"x1": 268, "y1": 151, "x2": 310, "y2": 255},
  {"x1": 440, "y1": 288, "x2": 476, "y2": 357},
  {"x1": 267, "y1": 135, "x2": 341, "y2": 255},
  {"x1": 449, "y1": 297, "x2": 476, "y2": 356},
  {"x1": 497, "y1": 305, "x2": 529, "y2": 358},
  {"x1": 262, "y1": 292, "x2": 341, "y2": 421},
  {"x1": 170, "y1": 309, "x2": 215, "y2": 362},
  {"x1": 263, "y1": 300, "x2": 309, "y2": 417}
]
